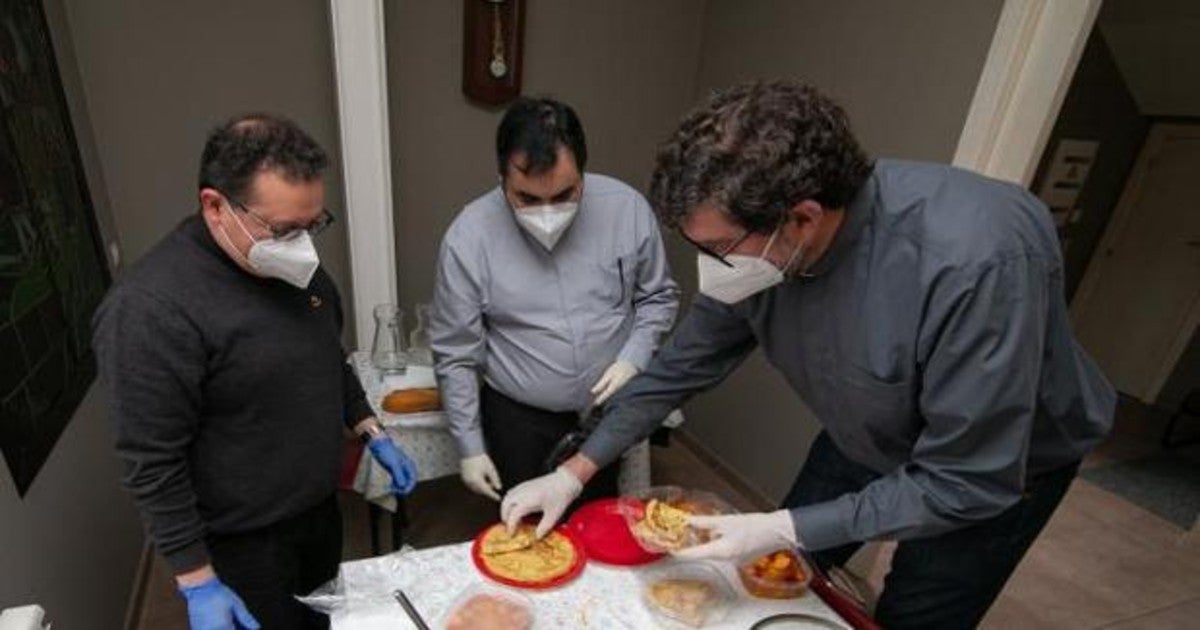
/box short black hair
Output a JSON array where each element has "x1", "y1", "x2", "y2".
[
  {"x1": 495, "y1": 98, "x2": 587, "y2": 176},
  {"x1": 649, "y1": 81, "x2": 873, "y2": 233},
  {"x1": 198, "y1": 113, "x2": 327, "y2": 202}
]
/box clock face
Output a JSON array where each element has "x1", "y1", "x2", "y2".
[{"x1": 490, "y1": 57, "x2": 508, "y2": 79}]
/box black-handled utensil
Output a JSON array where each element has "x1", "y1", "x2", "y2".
[{"x1": 392, "y1": 589, "x2": 431, "y2": 630}]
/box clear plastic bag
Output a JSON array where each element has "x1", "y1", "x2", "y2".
[{"x1": 297, "y1": 547, "x2": 426, "y2": 622}]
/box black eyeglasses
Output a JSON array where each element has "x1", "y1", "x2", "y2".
[
  {"x1": 216, "y1": 189, "x2": 336, "y2": 240},
  {"x1": 678, "y1": 228, "x2": 752, "y2": 268}
]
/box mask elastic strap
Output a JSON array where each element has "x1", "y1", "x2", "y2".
[
  {"x1": 758, "y1": 220, "x2": 786, "y2": 261},
  {"x1": 785, "y1": 237, "x2": 809, "y2": 277},
  {"x1": 769, "y1": 218, "x2": 811, "y2": 277},
  {"x1": 218, "y1": 203, "x2": 256, "y2": 266},
  {"x1": 223, "y1": 201, "x2": 260, "y2": 244},
  {"x1": 217, "y1": 224, "x2": 253, "y2": 267}
]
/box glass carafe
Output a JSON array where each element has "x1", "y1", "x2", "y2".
[
  {"x1": 371, "y1": 303, "x2": 407, "y2": 375},
  {"x1": 407, "y1": 303, "x2": 433, "y2": 366}
]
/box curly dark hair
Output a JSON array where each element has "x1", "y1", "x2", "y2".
[
  {"x1": 198, "y1": 113, "x2": 327, "y2": 201},
  {"x1": 649, "y1": 81, "x2": 873, "y2": 233}
]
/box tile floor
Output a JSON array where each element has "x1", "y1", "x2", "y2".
[{"x1": 135, "y1": 401, "x2": 1200, "y2": 629}]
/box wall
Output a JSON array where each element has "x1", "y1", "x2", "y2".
[
  {"x1": 385, "y1": 0, "x2": 707, "y2": 304},
  {"x1": 681, "y1": 0, "x2": 1004, "y2": 500},
  {"x1": 1031, "y1": 32, "x2": 1148, "y2": 301},
  {"x1": 0, "y1": 1, "x2": 142, "y2": 627},
  {"x1": 1098, "y1": 0, "x2": 1200, "y2": 117},
  {"x1": 1093, "y1": 0, "x2": 1200, "y2": 413},
  {"x1": 59, "y1": 0, "x2": 358, "y2": 343}
]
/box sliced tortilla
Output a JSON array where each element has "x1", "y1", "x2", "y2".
[
  {"x1": 478, "y1": 524, "x2": 577, "y2": 583},
  {"x1": 481, "y1": 526, "x2": 536, "y2": 555}
]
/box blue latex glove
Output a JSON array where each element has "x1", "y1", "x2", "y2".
[
  {"x1": 368, "y1": 434, "x2": 418, "y2": 495},
  {"x1": 178, "y1": 577, "x2": 260, "y2": 630}
]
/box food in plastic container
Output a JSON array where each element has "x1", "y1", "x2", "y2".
[
  {"x1": 618, "y1": 486, "x2": 735, "y2": 553},
  {"x1": 737, "y1": 549, "x2": 811, "y2": 599},
  {"x1": 441, "y1": 584, "x2": 533, "y2": 630},
  {"x1": 640, "y1": 562, "x2": 735, "y2": 628}
]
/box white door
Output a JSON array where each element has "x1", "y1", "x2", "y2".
[{"x1": 1070, "y1": 123, "x2": 1200, "y2": 402}]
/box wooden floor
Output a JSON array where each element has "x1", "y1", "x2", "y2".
[{"x1": 136, "y1": 404, "x2": 1199, "y2": 629}]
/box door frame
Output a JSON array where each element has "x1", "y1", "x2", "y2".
[
  {"x1": 329, "y1": 0, "x2": 397, "y2": 351},
  {"x1": 1069, "y1": 123, "x2": 1200, "y2": 402},
  {"x1": 952, "y1": 0, "x2": 1101, "y2": 185}
]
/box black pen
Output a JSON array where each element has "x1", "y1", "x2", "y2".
[{"x1": 617, "y1": 258, "x2": 625, "y2": 304}]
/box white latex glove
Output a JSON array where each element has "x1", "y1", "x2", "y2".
[
  {"x1": 500, "y1": 466, "x2": 583, "y2": 538},
  {"x1": 589, "y1": 360, "x2": 638, "y2": 406},
  {"x1": 673, "y1": 510, "x2": 799, "y2": 560},
  {"x1": 461, "y1": 453, "x2": 503, "y2": 501}
]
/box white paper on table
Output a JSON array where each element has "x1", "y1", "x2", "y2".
[{"x1": 380, "y1": 365, "x2": 436, "y2": 390}]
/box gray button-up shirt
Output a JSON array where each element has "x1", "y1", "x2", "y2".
[
  {"x1": 580, "y1": 160, "x2": 1115, "y2": 551},
  {"x1": 430, "y1": 173, "x2": 680, "y2": 457}
]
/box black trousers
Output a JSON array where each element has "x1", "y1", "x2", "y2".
[
  {"x1": 207, "y1": 494, "x2": 342, "y2": 630},
  {"x1": 783, "y1": 432, "x2": 1077, "y2": 630},
  {"x1": 480, "y1": 385, "x2": 620, "y2": 506}
]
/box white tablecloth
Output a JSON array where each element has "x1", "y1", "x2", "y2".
[
  {"x1": 325, "y1": 543, "x2": 850, "y2": 629},
  {"x1": 349, "y1": 352, "x2": 682, "y2": 501}
]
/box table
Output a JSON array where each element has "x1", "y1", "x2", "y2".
[{"x1": 320, "y1": 542, "x2": 852, "y2": 629}]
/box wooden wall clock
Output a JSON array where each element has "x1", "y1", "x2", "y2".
[{"x1": 462, "y1": 0, "x2": 526, "y2": 106}]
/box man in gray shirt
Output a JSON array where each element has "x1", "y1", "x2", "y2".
[
  {"x1": 430, "y1": 98, "x2": 678, "y2": 504},
  {"x1": 501, "y1": 82, "x2": 1115, "y2": 629}
]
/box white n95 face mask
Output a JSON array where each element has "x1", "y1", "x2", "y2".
[
  {"x1": 221, "y1": 204, "x2": 320, "y2": 289},
  {"x1": 515, "y1": 202, "x2": 579, "y2": 250},
  {"x1": 697, "y1": 226, "x2": 803, "y2": 304}
]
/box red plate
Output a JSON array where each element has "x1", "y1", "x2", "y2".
[
  {"x1": 470, "y1": 522, "x2": 587, "y2": 590},
  {"x1": 568, "y1": 498, "x2": 664, "y2": 566}
]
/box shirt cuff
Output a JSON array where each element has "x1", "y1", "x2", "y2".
[
  {"x1": 790, "y1": 495, "x2": 857, "y2": 552},
  {"x1": 454, "y1": 426, "x2": 487, "y2": 458},
  {"x1": 163, "y1": 539, "x2": 211, "y2": 575},
  {"x1": 616, "y1": 337, "x2": 653, "y2": 371},
  {"x1": 578, "y1": 430, "x2": 625, "y2": 470}
]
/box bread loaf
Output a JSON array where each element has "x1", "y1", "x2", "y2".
[{"x1": 382, "y1": 388, "x2": 442, "y2": 414}]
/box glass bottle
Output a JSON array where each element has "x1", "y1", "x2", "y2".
[
  {"x1": 371, "y1": 303, "x2": 407, "y2": 375},
  {"x1": 407, "y1": 303, "x2": 433, "y2": 366}
]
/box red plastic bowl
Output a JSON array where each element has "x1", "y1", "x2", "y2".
[{"x1": 568, "y1": 498, "x2": 664, "y2": 566}]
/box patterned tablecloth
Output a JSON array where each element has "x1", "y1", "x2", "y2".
[
  {"x1": 349, "y1": 352, "x2": 682, "y2": 494},
  {"x1": 324, "y1": 543, "x2": 850, "y2": 629}
]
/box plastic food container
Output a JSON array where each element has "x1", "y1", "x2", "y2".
[
  {"x1": 440, "y1": 583, "x2": 535, "y2": 630},
  {"x1": 737, "y1": 549, "x2": 811, "y2": 599},
  {"x1": 639, "y1": 561, "x2": 736, "y2": 628},
  {"x1": 617, "y1": 486, "x2": 736, "y2": 553}
]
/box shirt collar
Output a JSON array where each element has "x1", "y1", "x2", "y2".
[{"x1": 802, "y1": 165, "x2": 878, "y2": 277}]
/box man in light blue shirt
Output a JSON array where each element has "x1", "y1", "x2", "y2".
[
  {"x1": 430, "y1": 98, "x2": 679, "y2": 505},
  {"x1": 501, "y1": 82, "x2": 1115, "y2": 629}
]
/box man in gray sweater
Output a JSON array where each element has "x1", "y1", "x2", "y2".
[
  {"x1": 501, "y1": 82, "x2": 1115, "y2": 629},
  {"x1": 93, "y1": 114, "x2": 417, "y2": 630}
]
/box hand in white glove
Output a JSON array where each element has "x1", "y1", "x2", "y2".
[
  {"x1": 461, "y1": 453, "x2": 503, "y2": 501},
  {"x1": 673, "y1": 510, "x2": 799, "y2": 561},
  {"x1": 499, "y1": 466, "x2": 583, "y2": 538},
  {"x1": 590, "y1": 360, "x2": 638, "y2": 406}
]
